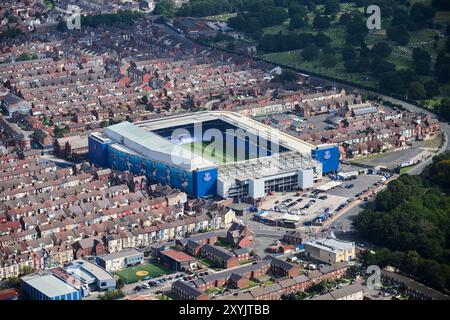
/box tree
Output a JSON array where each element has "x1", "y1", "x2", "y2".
[
  {"x1": 371, "y1": 59, "x2": 396, "y2": 76},
  {"x1": 424, "y1": 80, "x2": 440, "y2": 98},
  {"x1": 391, "y1": 9, "x2": 409, "y2": 27},
  {"x1": 301, "y1": 44, "x2": 320, "y2": 61},
  {"x1": 339, "y1": 12, "x2": 352, "y2": 26},
  {"x1": 17, "y1": 53, "x2": 30, "y2": 61},
  {"x1": 20, "y1": 266, "x2": 35, "y2": 276},
  {"x1": 344, "y1": 58, "x2": 359, "y2": 73},
  {"x1": 341, "y1": 46, "x2": 357, "y2": 61},
  {"x1": 379, "y1": 71, "x2": 406, "y2": 95},
  {"x1": 277, "y1": 69, "x2": 298, "y2": 83},
  {"x1": 289, "y1": 15, "x2": 306, "y2": 29},
  {"x1": 432, "y1": 0, "x2": 450, "y2": 11},
  {"x1": 397, "y1": 69, "x2": 415, "y2": 87},
  {"x1": 415, "y1": 60, "x2": 431, "y2": 76},
  {"x1": 436, "y1": 64, "x2": 450, "y2": 83},
  {"x1": 314, "y1": 32, "x2": 331, "y2": 47},
  {"x1": 321, "y1": 54, "x2": 338, "y2": 68},
  {"x1": 324, "y1": 0, "x2": 340, "y2": 15},
  {"x1": 371, "y1": 42, "x2": 392, "y2": 58},
  {"x1": 412, "y1": 48, "x2": 431, "y2": 64},
  {"x1": 387, "y1": 25, "x2": 410, "y2": 46},
  {"x1": 313, "y1": 15, "x2": 331, "y2": 30},
  {"x1": 154, "y1": 0, "x2": 176, "y2": 18},
  {"x1": 408, "y1": 82, "x2": 426, "y2": 100},
  {"x1": 409, "y1": 3, "x2": 436, "y2": 30},
  {"x1": 98, "y1": 289, "x2": 125, "y2": 300}
]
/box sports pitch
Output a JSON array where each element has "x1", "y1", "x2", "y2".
[
  {"x1": 182, "y1": 141, "x2": 258, "y2": 164},
  {"x1": 115, "y1": 262, "x2": 174, "y2": 284}
]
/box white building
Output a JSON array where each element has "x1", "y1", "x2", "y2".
[{"x1": 96, "y1": 249, "x2": 144, "y2": 272}]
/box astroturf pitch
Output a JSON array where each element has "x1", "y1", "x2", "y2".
[{"x1": 115, "y1": 263, "x2": 174, "y2": 284}]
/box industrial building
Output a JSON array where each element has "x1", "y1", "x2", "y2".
[
  {"x1": 303, "y1": 238, "x2": 356, "y2": 264},
  {"x1": 21, "y1": 272, "x2": 83, "y2": 301},
  {"x1": 89, "y1": 111, "x2": 339, "y2": 200},
  {"x1": 96, "y1": 249, "x2": 144, "y2": 272}
]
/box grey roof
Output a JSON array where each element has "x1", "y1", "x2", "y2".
[
  {"x1": 233, "y1": 248, "x2": 249, "y2": 256},
  {"x1": 172, "y1": 280, "x2": 204, "y2": 297},
  {"x1": 21, "y1": 272, "x2": 78, "y2": 298},
  {"x1": 177, "y1": 232, "x2": 217, "y2": 246},
  {"x1": 196, "y1": 260, "x2": 270, "y2": 285},
  {"x1": 66, "y1": 260, "x2": 115, "y2": 282},
  {"x1": 319, "y1": 261, "x2": 348, "y2": 274},
  {"x1": 264, "y1": 255, "x2": 295, "y2": 271},
  {"x1": 201, "y1": 244, "x2": 234, "y2": 260},
  {"x1": 382, "y1": 270, "x2": 450, "y2": 300},
  {"x1": 329, "y1": 283, "x2": 364, "y2": 299},
  {"x1": 97, "y1": 248, "x2": 143, "y2": 262}
]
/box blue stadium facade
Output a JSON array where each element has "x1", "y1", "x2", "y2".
[
  {"x1": 89, "y1": 122, "x2": 218, "y2": 197},
  {"x1": 312, "y1": 145, "x2": 340, "y2": 174}
]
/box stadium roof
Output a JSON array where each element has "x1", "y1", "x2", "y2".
[
  {"x1": 137, "y1": 111, "x2": 316, "y2": 154},
  {"x1": 22, "y1": 272, "x2": 78, "y2": 298},
  {"x1": 104, "y1": 121, "x2": 216, "y2": 170}
]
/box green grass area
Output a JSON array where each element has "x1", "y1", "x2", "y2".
[
  {"x1": 400, "y1": 165, "x2": 415, "y2": 174},
  {"x1": 247, "y1": 279, "x2": 260, "y2": 288},
  {"x1": 350, "y1": 151, "x2": 391, "y2": 164},
  {"x1": 204, "y1": 13, "x2": 237, "y2": 22},
  {"x1": 157, "y1": 293, "x2": 175, "y2": 300},
  {"x1": 253, "y1": 4, "x2": 449, "y2": 101},
  {"x1": 423, "y1": 134, "x2": 443, "y2": 149},
  {"x1": 262, "y1": 280, "x2": 274, "y2": 286},
  {"x1": 196, "y1": 256, "x2": 216, "y2": 268},
  {"x1": 205, "y1": 286, "x2": 225, "y2": 294},
  {"x1": 115, "y1": 262, "x2": 174, "y2": 284},
  {"x1": 433, "y1": 11, "x2": 450, "y2": 24},
  {"x1": 261, "y1": 50, "x2": 379, "y2": 89},
  {"x1": 215, "y1": 239, "x2": 239, "y2": 250}
]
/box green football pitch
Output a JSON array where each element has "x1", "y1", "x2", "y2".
[
  {"x1": 115, "y1": 263, "x2": 174, "y2": 284},
  {"x1": 182, "y1": 141, "x2": 238, "y2": 164}
]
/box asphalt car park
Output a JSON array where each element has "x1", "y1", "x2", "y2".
[{"x1": 325, "y1": 174, "x2": 386, "y2": 198}]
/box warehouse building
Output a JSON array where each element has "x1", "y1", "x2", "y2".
[
  {"x1": 21, "y1": 272, "x2": 83, "y2": 300},
  {"x1": 303, "y1": 238, "x2": 356, "y2": 264}
]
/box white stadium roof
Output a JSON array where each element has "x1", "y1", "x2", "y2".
[{"x1": 101, "y1": 111, "x2": 317, "y2": 171}]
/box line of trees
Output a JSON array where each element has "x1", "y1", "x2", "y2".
[{"x1": 354, "y1": 152, "x2": 450, "y2": 291}]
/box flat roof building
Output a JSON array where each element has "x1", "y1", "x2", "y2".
[
  {"x1": 65, "y1": 260, "x2": 116, "y2": 291},
  {"x1": 96, "y1": 248, "x2": 144, "y2": 272},
  {"x1": 304, "y1": 238, "x2": 356, "y2": 264},
  {"x1": 159, "y1": 249, "x2": 197, "y2": 272},
  {"x1": 21, "y1": 272, "x2": 82, "y2": 301}
]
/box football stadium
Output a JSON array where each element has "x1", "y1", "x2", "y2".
[{"x1": 88, "y1": 111, "x2": 339, "y2": 199}]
